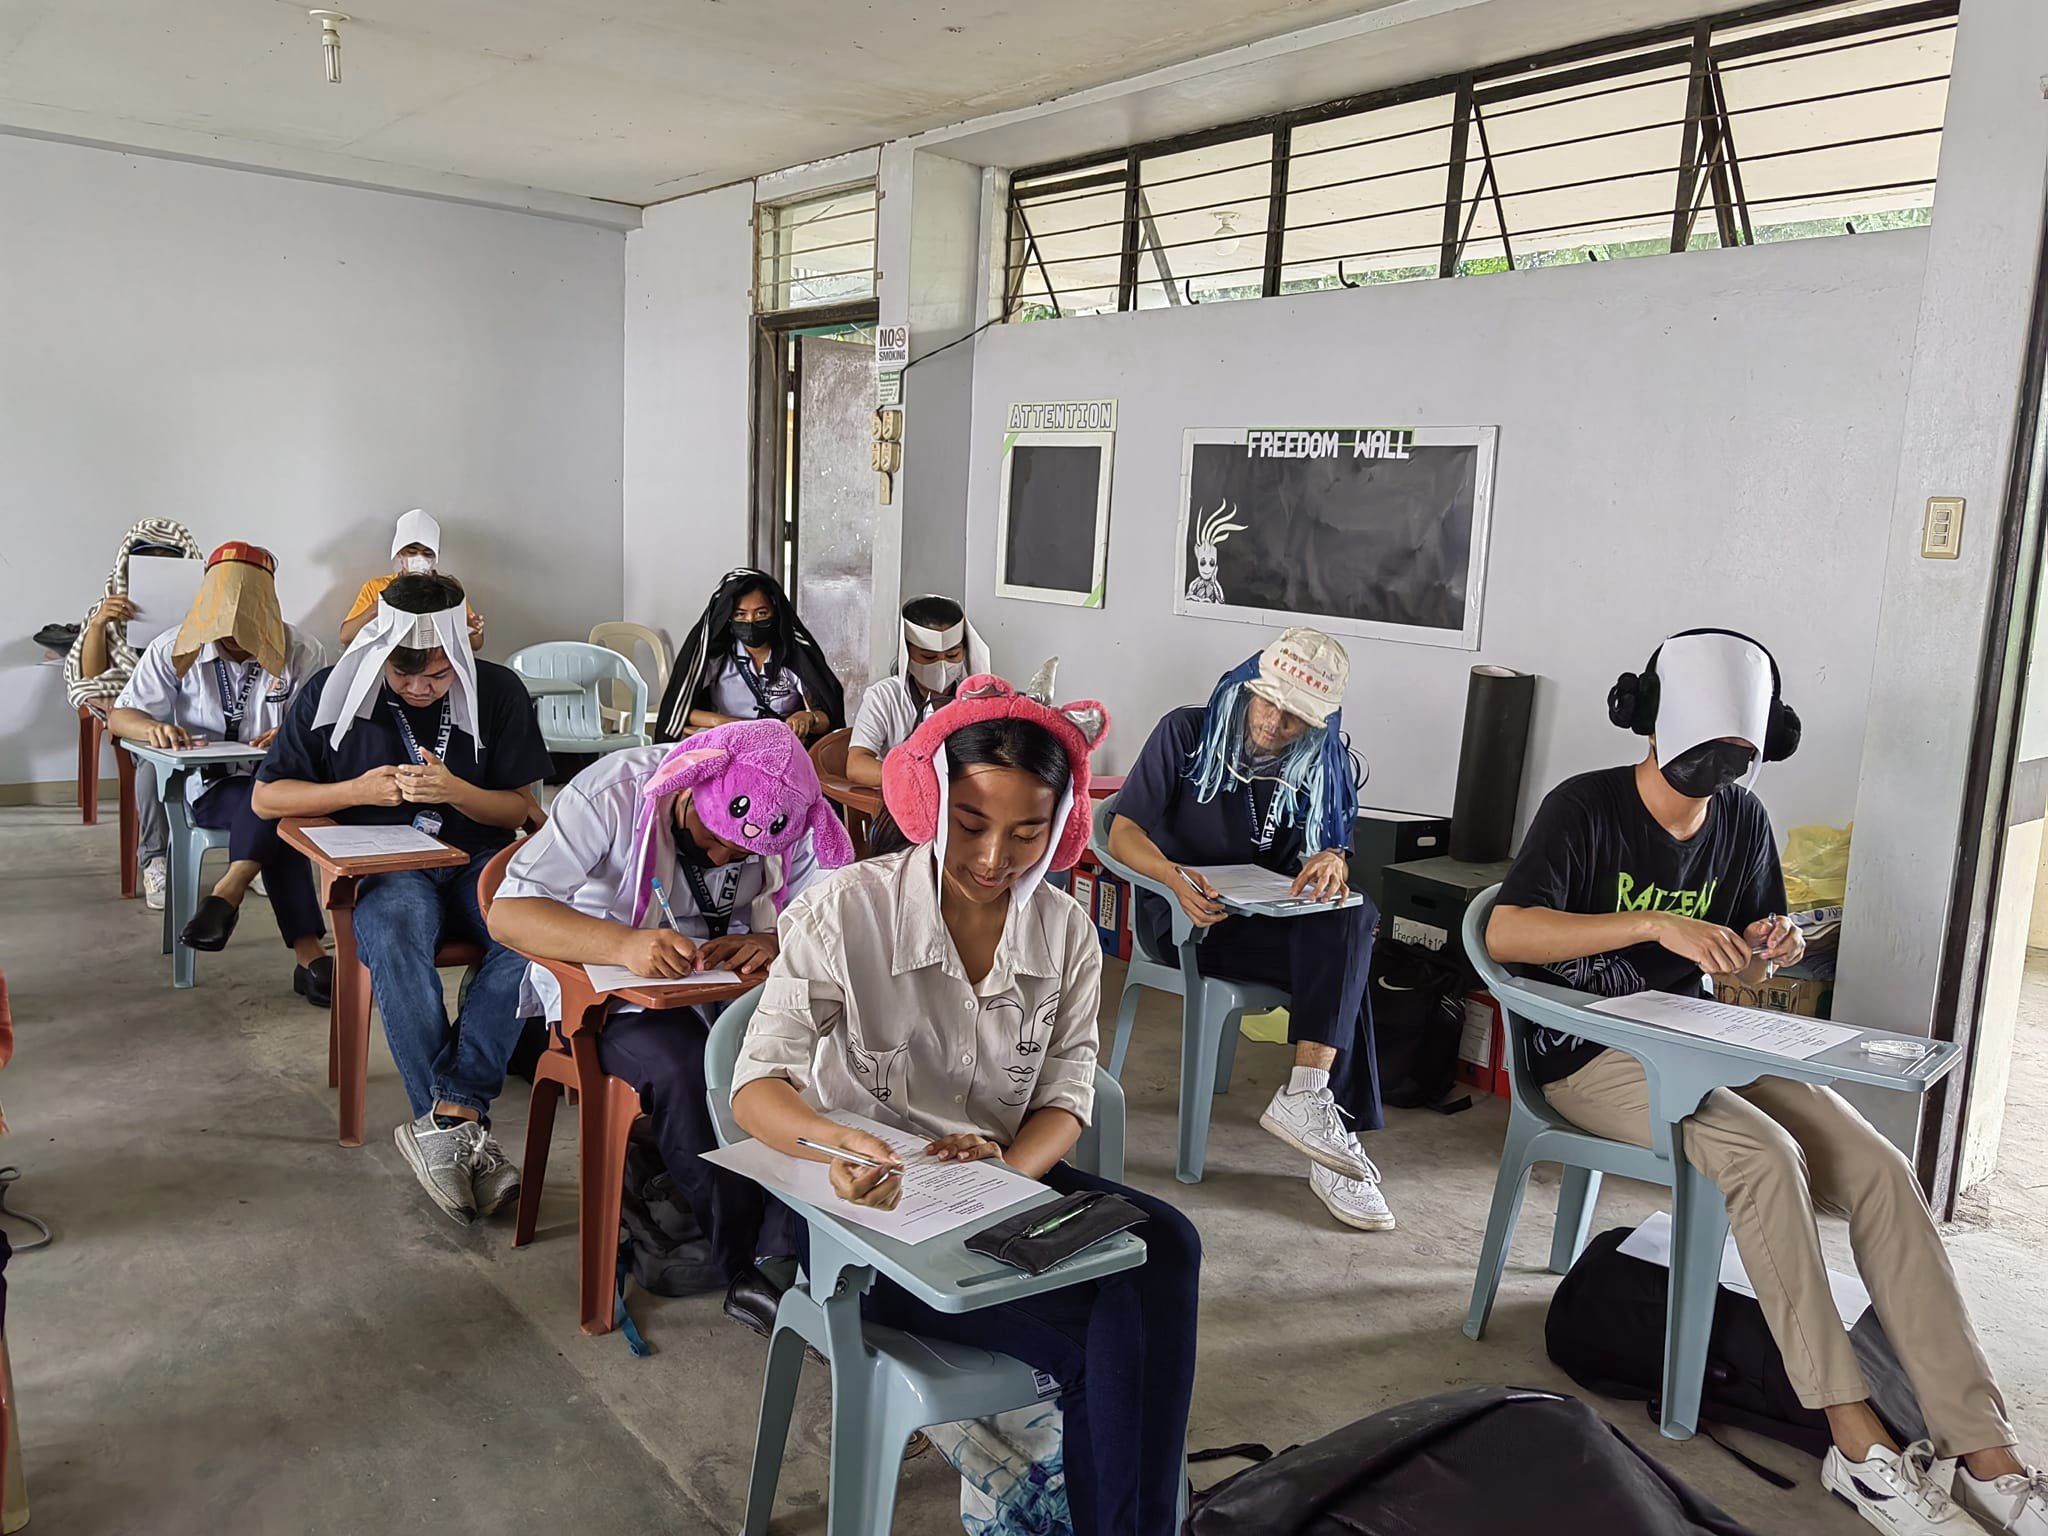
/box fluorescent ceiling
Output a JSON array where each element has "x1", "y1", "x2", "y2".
[{"x1": 0, "y1": 0, "x2": 1413, "y2": 208}]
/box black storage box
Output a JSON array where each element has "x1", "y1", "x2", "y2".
[
  {"x1": 1380, "y1": 855, "x2": 1514, "y2": 980},
  {"x1": 1349, "y1": 808, "x2": 1452, "y2": 912}
]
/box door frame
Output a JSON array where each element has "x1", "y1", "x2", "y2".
[
  {"x1": 1917, "y1": 192, "x2": 2048, "y2": 1217},
  {"x1": 749, "y1": 300, "x2": 880, "y2": 587}
]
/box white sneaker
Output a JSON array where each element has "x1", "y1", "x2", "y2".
[
  {"x1": 251, "y1": 873, "x2": 267, "y2": 897},
  {"x1": 1823, "y1": 1442, "x2": 1992, "y2": 1535},
  {"x1": 1956, "y1": 1465, "x2": 2048, "y2": 1534},
  {"x1": 1310, "y1": 1161, "x2": 1397, "y2": 1230},
  {"x1": 141, "y1": 857, "x2": 167, "y2": 911},
  {"x1": 1259, "y1": 1085, "x2": 1372, "y2": 1180}
]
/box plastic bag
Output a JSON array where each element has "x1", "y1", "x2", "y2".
[
  {"x1": 925, "y1": 1401, "x2": 1072, "y2": 1536},
  {"x1": 1781, "y1": 823, "x2": 1852, "y2": 911}
]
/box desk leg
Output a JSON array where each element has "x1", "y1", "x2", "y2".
[
  {"x1": 330, "y1": 903, "x2": 370, "y2": 1148},
  {"x1": 164, "y1": 793, "x2": 198, "y2": 985},
  {"x1": 117, "y1": 749, "x2": 138, "y2": 899},
  {"x1": 1659, "y1": 1160, "x2": 1730, "y2": 1440},
  {"x1": 79, "y1": 714, "x2": 99, "y2": 826},
  {"x1": 570, "y1": 1032, "x2": 635, "y2": 1335}
]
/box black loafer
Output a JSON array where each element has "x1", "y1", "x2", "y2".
[
  {"x1": 723, "y1": 1266, "x2": 824, "y2": 1362},
  {"x1": 294, "y1": 955, "x2": 333, "y2": 1009},
  {"x1": 181, "y1": 895, "x2": 240, "y2": 952}
]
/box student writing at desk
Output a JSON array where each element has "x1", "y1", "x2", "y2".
[
  {"x1": 107, "y1": 543, "x2": 328, "y2": 1002},
  {"x1": 486, "y1": 720, "x2": 853, "y2": 1291},
  {"x1": 654, "y1": 567, "x2": 843, "y2": 745},
  {"x1": 1487, "y1": 629, "x2": 2046, "y2": 1536},
  {"x1": 254, "y1": 574, "x2": 552, "y2": 1227},
  {"x1": 844, "y1": 595, "x2": 988, "y2": 786},
  {"x1": 64, "y1": 516, "x2": 205, "y2": 910},
  {"x1": 1109, "y1": 629, "x2": 1393, "y2": 1232},
  {"x1": 731, "y1": 668, "x2": 1201, "y2": 1536}
]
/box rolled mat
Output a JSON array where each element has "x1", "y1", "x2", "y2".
[{"x1": 1450, "y1": 665, "x2": 1535, "y2": 863}]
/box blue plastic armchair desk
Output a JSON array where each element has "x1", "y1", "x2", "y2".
[
  {"x1": 120, "y1": 741, "x2": 267, "y2": 989},
  {"x1": 705, "y1": 991, "x2": 1148, "y2": 1535},
  {"x1": 1462, "y1": 885, "x2": 1961, "y2": 1441}
]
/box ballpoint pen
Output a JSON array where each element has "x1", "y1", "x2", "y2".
[
  {"x1": 1023, "y1": 1193, "x2": 1104, "y2": 1240},
  {"x1": 796, "y1": 1138, "x2": 904, "y2": 1180},
  {"x1": 648, "y1": 876, "x2": 682, "y2": 933}
]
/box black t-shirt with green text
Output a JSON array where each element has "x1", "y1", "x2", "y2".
[{"x1": 1495, "y1": 765, "x2": 1785, "y2": 1085}]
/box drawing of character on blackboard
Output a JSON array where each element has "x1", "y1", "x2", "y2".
[{"x1": 1186, "y1": 502, "x2": 1249, "y2": 605}]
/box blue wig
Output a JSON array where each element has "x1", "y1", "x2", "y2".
[{"x1": 1184, "y1": 653, "x2": 1361, "y2": 856}]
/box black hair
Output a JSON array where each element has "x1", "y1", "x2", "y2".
[
  {"x1": 384, "y1": 573, "x2": 467, "y2": 676},
  {"x1": 860, "y1": 718, "x2": 1072, "y2": 862},
  {"x1": 902, "y1": 595, "x2": 965, "y2": 634}
]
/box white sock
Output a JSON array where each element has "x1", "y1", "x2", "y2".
[{"x1": 1287, "y1": 1066, "x2": 1330, "y2": 1097}]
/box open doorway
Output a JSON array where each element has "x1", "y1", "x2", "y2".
[
  {"x1": 752, "y1": 305, "x2": 880, "y2": 713},
  {"x1": 1921, "y1": 202, "x2": 2048, "y2": 1223}
]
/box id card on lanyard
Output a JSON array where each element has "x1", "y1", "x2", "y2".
[
  {"x1": 212, "y1": 658, "x2": 261, "y2": 743},
  {"x1": 389, "y1": 697, "x2": 455, "y2": 837}
]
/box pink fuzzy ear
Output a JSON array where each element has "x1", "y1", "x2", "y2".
[
  {"x1": 645, "y1": 746, "x2": 730, "y2": 800},
  {"x1": 805, "y1": 796, "x2": 857, "y2": 870}
]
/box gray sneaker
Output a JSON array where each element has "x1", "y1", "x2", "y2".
[
  {"x1": 395, "y1": 1113, "x2": 480, "y2": 1225},
  {"x1": 469, "y1": 1129, "x2": 521, "y2": 1218}
]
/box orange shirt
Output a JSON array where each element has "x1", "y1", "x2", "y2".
[{"x1": 345, "y1": 574, "x2": 480, "y2": 625}]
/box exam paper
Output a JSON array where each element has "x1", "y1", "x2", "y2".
[
  {"x1": 146, "y1": 742, "x2": 267, "y2": 763},
  {"x1": 583, "y1": 964, "x2": 744, "y2": 994},
  {"x1": 301, "y1": 824, "x2": 451, "y2": 859},
  {"x1": 1618, "y1": 1211, "x2": 1871, "y2": 1329},
  {"x1": 1187, "y1": 864, "x2": 1365, "y2": 913},
  {"x1": 704, "y1": 1112, "x2": 1044, "y2": 1246},
  {"x1": 124, "y1": 557, "x2": 205, "y2": 649},
  {"x1": 1587, "y1": 990, "x2": 1857, "y2": 1061}
]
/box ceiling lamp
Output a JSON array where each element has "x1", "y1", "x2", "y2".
[{"x1": 308, "y1": 10, "x2": 349, "y2": 84}]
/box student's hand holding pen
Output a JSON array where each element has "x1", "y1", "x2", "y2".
[
  {"x1": 617, "y1": 927, "x2": 699, "y2": 979},
  {"x1": 817, "y1": 1128, "x2": 904, "y2": 1209},
  {"x1": 1173, "y1": 866, "x2": 1228, "y2": 928},
  {"x1": 144, "y1": 722, "x2": 201, "y2": 750}
]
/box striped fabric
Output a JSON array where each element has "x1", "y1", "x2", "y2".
[{"x1": 62, "y1": 517, "x2": 203, "y2": 707}]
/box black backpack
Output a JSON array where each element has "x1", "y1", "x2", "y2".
[
  {"x1": 1368, "y1": 939, "x2": 1470, "y2": 1111},
  {"x1": 1546, "y1": 1226, "x2": 1928, "y2": 1463},
  {"x1": 617, "y1": 1121, "x2": 724, "y2": 1299},
  {"x1": 1188, "y1": 1385, "x2": 1757, "y2": 1534}
]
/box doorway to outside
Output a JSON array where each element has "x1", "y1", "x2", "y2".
[
  {"x1": 1920, "y1": 194, "x2": 2048, "y2": 1231},
  {"x1": 752, "y1": 303, "x2": 880, "y2": 714}
]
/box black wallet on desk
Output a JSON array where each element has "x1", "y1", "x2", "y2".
[{"x1": 965, "y1": 1190, "x2": 1147, "y2": 1276}]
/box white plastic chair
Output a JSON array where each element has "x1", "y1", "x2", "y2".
[
  {"x1": 588, "y1": 623, "x2": 669, "y2": 734},
  {"x1": 508, "y1": 642, "x2": 650, "y2": 755}
]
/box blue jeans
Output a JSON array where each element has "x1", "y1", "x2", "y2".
[
  {"x1": 857, "y1": 1165, "x2": 1202, "y2": 1536},
  {"x1": 353, "y1": 849, "x2": 527, "y2": 1120}
]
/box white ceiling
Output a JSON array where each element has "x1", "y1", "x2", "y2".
[{"x1": 0, "y1": 0, "x2": 1415, "y2": 209}]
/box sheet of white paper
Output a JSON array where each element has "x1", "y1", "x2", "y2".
[
  {"x1": 583, "y1": 964, "x2": 745, "y2": 993},
  {"x1": 703, "y1": 1112, "x2": 1044, "y2": 1246},
  {"x1": 1618, "y1": 1211, "x2": 1871, "y2": 1329},
  {"x1": 145, "y1": 742, "x2": 267, "y2": 763},
  {"x1": 1587, "y1": 991, "x2": 1858, "y2": 1061},
  {"x1": 124, "y1": 557, "x2": 205, "y2": 649},
  {"x1": 1187, "y1": 864, "x2": 1366, "y2": 913},
  {"x1": 301, "y1": 824, "x2": 451, "y2": 858}
]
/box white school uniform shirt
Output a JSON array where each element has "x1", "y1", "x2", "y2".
[
  {"x1": 707, "y1": 644, "x2": 808, "y2": 721},
  {"x1": 496, "y1": 744, "x2": 821, "y2": 1022},
  {"x1": 849, "y1": 674, "x2": 945, "y2": 761},
  {"x1": 114, "y1": 626, "x2": 323, "y2": 805},
  {"x1": 733, "y1": 844, "x2": 1101, "y2": 1144}
]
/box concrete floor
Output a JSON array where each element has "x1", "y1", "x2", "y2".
[{"x1": 3, "y1": 801, "x2": 2044, "y2": 1534}]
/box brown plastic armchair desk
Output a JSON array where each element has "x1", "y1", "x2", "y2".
[
  {"x1": 279, "y1": 818, "x2": 474, "y2": 1147},
  {"x1": 810, "y1": 728, "x2": 881, "y2": 857},
  {"x1": 475, "y1": 844, "x2": 755, "y2": 1335}
]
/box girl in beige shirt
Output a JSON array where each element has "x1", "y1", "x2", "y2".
[{"x1": 733, "y1": 675, "x2": 1202, "y2": 1536}]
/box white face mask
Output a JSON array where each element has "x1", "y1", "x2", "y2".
[
  {"x1": 398, "y1": 553, "x2": 436, "y2": 575},
  {"x1": 910, "y1": 656, "x2": 966, "y2": 694}
]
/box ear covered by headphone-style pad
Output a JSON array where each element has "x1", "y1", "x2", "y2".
[
  {"x1": 1608, "y1": 670, "x2": 1658, "y2": 734},
  {"x1": 1764, "y1": 700, "x2": 1802, "y2": 763}
]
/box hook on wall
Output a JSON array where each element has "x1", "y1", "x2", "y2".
[{"x1": 1337, "y1": 260, "x2": 1362, "y2": 289}]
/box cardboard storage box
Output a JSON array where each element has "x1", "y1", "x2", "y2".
[{"x1": 1714, "y1": 973, "x2": 1833, "y2": 1018}]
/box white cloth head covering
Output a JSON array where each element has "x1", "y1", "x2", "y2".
[
  {"x1": 896, "y1": 598, "x2": 991, "y2": 679},
  {"x1": 1652, "y1": 631, "x2": 1773, "y2": 775},
  {"x1": 930, "y1": 742, "x2": 1073, "y2": 912},
  {"x1": 312, "y1": 598, "x2": 482, "y2": 747},
  {"x1": 391, "y1": 509, "x2": 442, "y2": 560}
]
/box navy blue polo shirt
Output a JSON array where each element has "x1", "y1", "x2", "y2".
[{"x1": 259, "y1": 660, "x2": 553, "y2": 855}]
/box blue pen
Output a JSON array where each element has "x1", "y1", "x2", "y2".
[{"x1": 648, "y1": 876, "x2": 682, "y2": 933}]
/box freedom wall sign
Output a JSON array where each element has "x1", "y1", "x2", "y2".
[{"x1": 1174, "y1": 425, "x2": 1497, "y2": 649}]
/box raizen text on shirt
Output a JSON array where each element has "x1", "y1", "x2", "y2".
[{"x1": 1244, "y1": 428, "x2": 1415, "y2": 461}]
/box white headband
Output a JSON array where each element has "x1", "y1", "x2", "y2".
[
  {"x1": 391, "y1": 508, "x2": 441, "y2": 560},
  {"x1": 312, "y1": 598, "x2": 482, "y2": 747},
  {"x1": 898, "y1": 600, "x2": 991, "y2": 681}
]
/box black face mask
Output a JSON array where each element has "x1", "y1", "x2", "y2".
[
  {"x1": 1660, "y1": 740, "x2": 1757, "y2": 798},
  {"x1": 731, "y1": 618, "x2": 775, "y2": 649}
]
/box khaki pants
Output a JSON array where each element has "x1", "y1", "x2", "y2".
[{"x1": 1545, "y1": 1048, "x2": 2014, "y2": 1456}]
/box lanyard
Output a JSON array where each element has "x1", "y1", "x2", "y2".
[
  {"x1": 388, "y1": 697, "x2": 454, "y2": 766},
  {"x1": 677, "y1": 855, "x2": 738, "y2": 939},
  {"x1": 212, "y1": 658, "x2": 260, "y2": 742},
  {"x1": 1244, "y1": 778, "x2": 1288, "y2": 854},
  {"x1": 735, "y1": 648, "x2": 798, "y2": 718}
]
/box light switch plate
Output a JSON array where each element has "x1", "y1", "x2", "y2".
[{"x1": 1923, "y1": 496, "x2": 1965, "y2": 559}]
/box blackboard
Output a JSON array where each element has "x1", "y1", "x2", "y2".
[
  {"x1": 996, "y1": 431, "x2": 1114, "y2": 608},
  {"x1": 1176, "y1": 426, "x2": 1496, "y2": 648}
]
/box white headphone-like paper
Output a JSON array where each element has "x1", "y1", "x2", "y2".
[
  {"x1": 1652, "y1": 631, "x2": 1773, "y2": 777},
  {"x1": 312, "y1": 599, "x2": 482, "y2": 747}
]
